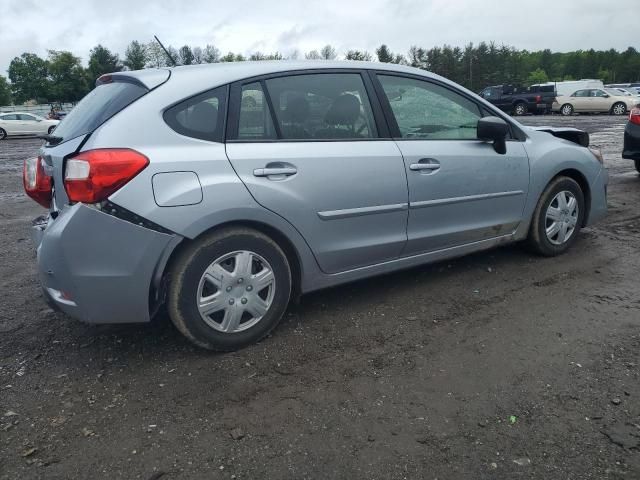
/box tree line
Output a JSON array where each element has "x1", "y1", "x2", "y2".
[{"x1": 1, "y1": 40, "x2": 639, "y2": 105}]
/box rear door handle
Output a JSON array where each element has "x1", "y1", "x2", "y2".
[
  {"x1": 253, "y1": 167, "x2": 297, "y2": 177},
  {"x1": 409, "y1": 159, "x2": 441, "y2": 172}
]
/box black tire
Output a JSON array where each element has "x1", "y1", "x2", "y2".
[
  {"x1": 47, "y1": 126, "x2": 56, "y2": 134},
  {"x1": 635, "y1": 159, "x2": 640, "y2": 174},
  {"x1": 560, "y1": 104, "x2": 574, "y2": 116},
  {"x1": 167, "y1": 227, "x2": 291, "y2": 351},
  {"x1": 0, "y1": 128, "x2": 6, "y2": 140},
  {"x1": 527, "y1": 176, "x2": 585, "y2": 257},
  {"x1": 611, "y1": 102, "x2": 627, "y2": 116},
  {"x1": 513, "y1": 102, "x2": 528, "y2": 116}
]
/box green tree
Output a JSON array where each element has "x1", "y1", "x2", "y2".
[
  {"x1": 376, "y1": 44, "x2": 394, "y2": 63},
  {"x1": 123, "y1": 41, "x2": 147, "y2": 70},
  {"x1": 320, "y1": 45, "x2": 337, "y2": 60},
  {"x1": 305, "y1": 50, "x2": 322, "y2": 60},
  {"x1": 345, "y1": 50, "x2": 372, "y2": 61},
  {"x1": 47, "y1": 50, "x2": 89, "y2": 102},
  {"x1": 88, "y1": 45, "x2": 121, "y2": 85},
  {"x1": 7, "y1": 53, "x2": 49, "y2": 103},
  {"x1": 527, "y1": 68, "x2": 549, "y2": 85},
  {"x1": 0, "y1": 75, "x2": 12, "y2": 105},
  {"x1": 178, "y1": 45, "x2": 195, "y2": 65},
  {"x1": 145, "y1": 41, "x2": 168, "y2": 67},
  {"x1": 192, "y1": 46, "x2": 204, "y2": 64},
  {"x1": 203, "y1": 44, "x2": 220, "y2": 63}
]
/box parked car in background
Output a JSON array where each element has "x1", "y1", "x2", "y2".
[
  {"x1": 479, "y1": 84, "x2": 555, "y2": 115},
  {"x1": 609, "y1": 87, "x2": 640, "y2": 100},
  {"x1": 0, "y1": 112, "x2": 59, "y2": 140},
  {"x1": 25, "y1": 62, "x2": 608, "y2": 351},
  {"x1": 553, "y1": 88, "x2": 637, "y2": 116},
  {"x1": 623, "y1": 105, "x2": 640, "y2": 173},
  {"x1": 544, "y1": 79, "x2": 604, "y2": 97}
]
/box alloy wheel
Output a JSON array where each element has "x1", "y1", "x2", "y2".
[
  {"x1": 612, "y1": 103, "x2": 626, "y2": 115},
  {"x1": 196, "y1": 250, "x2": 276, "y2": 333},
  {"x1": 545, "y1": 191, "x2": 579, "y2": 245},
  {"x1": 561, "y1": 105, "x2": 573, "y2": 116}
]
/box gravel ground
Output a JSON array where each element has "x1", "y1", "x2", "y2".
[{"x1": 1, "y1": 115, "x2": 639, "y2": 479}]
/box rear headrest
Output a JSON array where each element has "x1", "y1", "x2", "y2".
[
  {"x1": 324, "y1": 94, "x2": 361, "y2": 126},
  {"x1": 283, "y1": 97, "x2": 310, "y2": 123},
  {"x1": 188, "y1": 102, "x2": 218, "y2": 133}
]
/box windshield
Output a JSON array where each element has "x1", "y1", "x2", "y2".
[{"x1": 50, "y1": 81, "x2": 147, "y2": 144}]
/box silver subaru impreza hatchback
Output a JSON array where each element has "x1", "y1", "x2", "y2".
[{"x1": 24, "y1": 61, "x2": 608, "y2": 350}]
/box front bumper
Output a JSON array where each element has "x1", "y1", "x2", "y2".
[
  {"x1": 586, "y1": 166, "x2": 608, "y2": 227},
  {"x1": 33, "y1": 203, "x2": 178, "y2": 324}
]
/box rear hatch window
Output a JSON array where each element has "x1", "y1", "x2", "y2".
[{"x1": 50, "y1": 80, "x2": 148, "y2": 145}]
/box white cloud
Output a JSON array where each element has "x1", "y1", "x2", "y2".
[{"x1": 1, "y1": 0, "x2": 637, "y2": 76}]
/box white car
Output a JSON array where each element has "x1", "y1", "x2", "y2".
[
  {"x1": 0, "y1": 112, "x2": 59, "y2": 140},
  {"x1": 553, "y1": 89, "x2": 638, "y2": 116}
]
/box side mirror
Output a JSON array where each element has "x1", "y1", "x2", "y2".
[
  {"x1": 603, "y1": 94, "x2": 610, "y2": 98},
  {"x1": 477, "y1": 116, "x2": 509, "y2": 154}
]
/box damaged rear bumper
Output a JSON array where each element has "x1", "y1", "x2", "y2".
[{"x1": 33, "y1": 203, "x2": 180, "y2": 324}]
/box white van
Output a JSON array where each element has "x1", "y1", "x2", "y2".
[{"x1": 534, "y1": 80, "x2": 604, "y2": 97}]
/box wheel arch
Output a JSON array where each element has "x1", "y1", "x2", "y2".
[
  {"x1": 158, "y1": 219, "x2": 304, "y2": 308},
  {"x1": 552, "y1": 168, "x2": 592, "y2": 226}
]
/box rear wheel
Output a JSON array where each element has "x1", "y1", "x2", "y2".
[
  {"x1": 527, "y1": 176, "x2": 585, "y2": 256},
  {"x1": 0, "y1": 128, "x2": 6, "y2": 140},
  {"x1": 560, "y1": 104, "x2": 574, "y2": 116},
  {"x1": 167, "y1": 227, "x2": 292, "y2": 351},
  {"x1": 513, "y1": 102, "x2": 528, "y2": 116},
  {"x1": 47, "y1": 126, "x2": 56, "y2": 134},
  {"x1": 611, "y1": 102, "x2": 627, "y2": 116}
]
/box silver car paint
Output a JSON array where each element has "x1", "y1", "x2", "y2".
[{"x1": 34, "y1": 61, "x2": 608, "y2": 325}]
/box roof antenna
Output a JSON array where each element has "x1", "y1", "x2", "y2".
[{"x1": 154, "y1": 35, "x2": 177, "y2": 66}]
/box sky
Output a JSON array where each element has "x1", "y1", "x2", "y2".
[{"x1": 1, "y1": 0, "x2": 638, "y2": 76}]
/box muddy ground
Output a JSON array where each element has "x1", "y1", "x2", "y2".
[{"x1": 1, "y1": 115, "x2": 639, "y2": 479}]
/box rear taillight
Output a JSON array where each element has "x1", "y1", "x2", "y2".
[
  {"x1": 535, "y1": 95, "x2": 542, "y2": 103},
  {"x1": 23, "y1": 156, "x2": 52, "y2": 208},
  {"x1": 64, "y1": 149, "x2": 149, "y2": 204},
  {"x1": 630, "y1": 106, "x2": 640, "y2": 126}
]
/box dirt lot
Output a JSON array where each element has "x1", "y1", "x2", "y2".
[{"x1": 1, "y1": 115, "x2": 639, "y2": 479}]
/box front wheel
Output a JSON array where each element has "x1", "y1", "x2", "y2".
[
  {"x1": 560, "y1": 104, "x2": 574, "y2": 116},
  {"x1": 0, "y1": 128, "x2": 6, "y2": 140},
  {"x1": 167, "y1": 227, "x2": 292, "y2": 351},
  {"x1": 527, "y1": 176, "x2": 585, "y2": 256},
  {"x1": 611, "y1": 102, "x2": 627, "y2": 116},
  {"x1": 47, "y1": 126, "x2": 56, "y2": 134}
]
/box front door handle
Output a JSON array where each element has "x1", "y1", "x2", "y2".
[
  {"x1": 253, "y1": 167, "x2": 298, "y2": 177},
  {"x1": 409, "y1": 158, "x2": 441, "y2": 172}
]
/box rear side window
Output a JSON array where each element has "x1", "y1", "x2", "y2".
[
  {"x1": 264, "y1": 73, "x2": 378, "y2": 140},
  {"x1": 52, "y1": 81, "x2": 148, "y2": 144},
  {"x1": 0, "y1": 114, "x2": 18, "y2": 120},
  {"x1": 164, "y1": 86, "x2": 227, "y2": 142}
]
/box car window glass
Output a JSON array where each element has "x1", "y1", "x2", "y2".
[
  {"x1": 164, "y1": 86, "x2": 226, "y2": 142},
  {"x1": 574, "y1": 90, "x2": 589, "y2": 97},
  {"x1": 237, "y1": 82, "x2": 276, "y2": 140},
  {"x1": 264, "y1": 73, "x2": 377, "y2": 140},
  {"x1": 379, "y1": 75, "x2": 481, "y2": 140},
  {"x1": 0, "y1": 114, "x2": 18, "y2": 120},
  {"x1": 592, "y1": 90, "x2": 606, "y2": 97},
  {"x1": 18, "y1": 114, "x2": 36, "y2": 121}
]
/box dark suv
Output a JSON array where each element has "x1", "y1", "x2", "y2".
[{"x1": 480, "y1": 84, "x2": 556, "y2": 116}]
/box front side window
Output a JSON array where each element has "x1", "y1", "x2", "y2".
[
  {"x1": 164, "y1": 86, "x2": 226, "y2": 142},
  {"x1": 378, "y1": 75, "x2": 481, "y2": 140},
  {"x1": 18, "y1": 114, "x2": 36, "y2": 121},
  {"x1": 573, "y1": 90, "x2": 589, "y2": 97},
  {"x1": 237, "y1": 82, "x2": 276, "y2": 140},
  {"x1": 264, "y1": 73, "x2": 378, "y2": 140}
]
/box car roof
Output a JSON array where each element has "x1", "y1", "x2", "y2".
[{"x1": 123, "y1": 60, "x2": 453, "y2": 96}]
